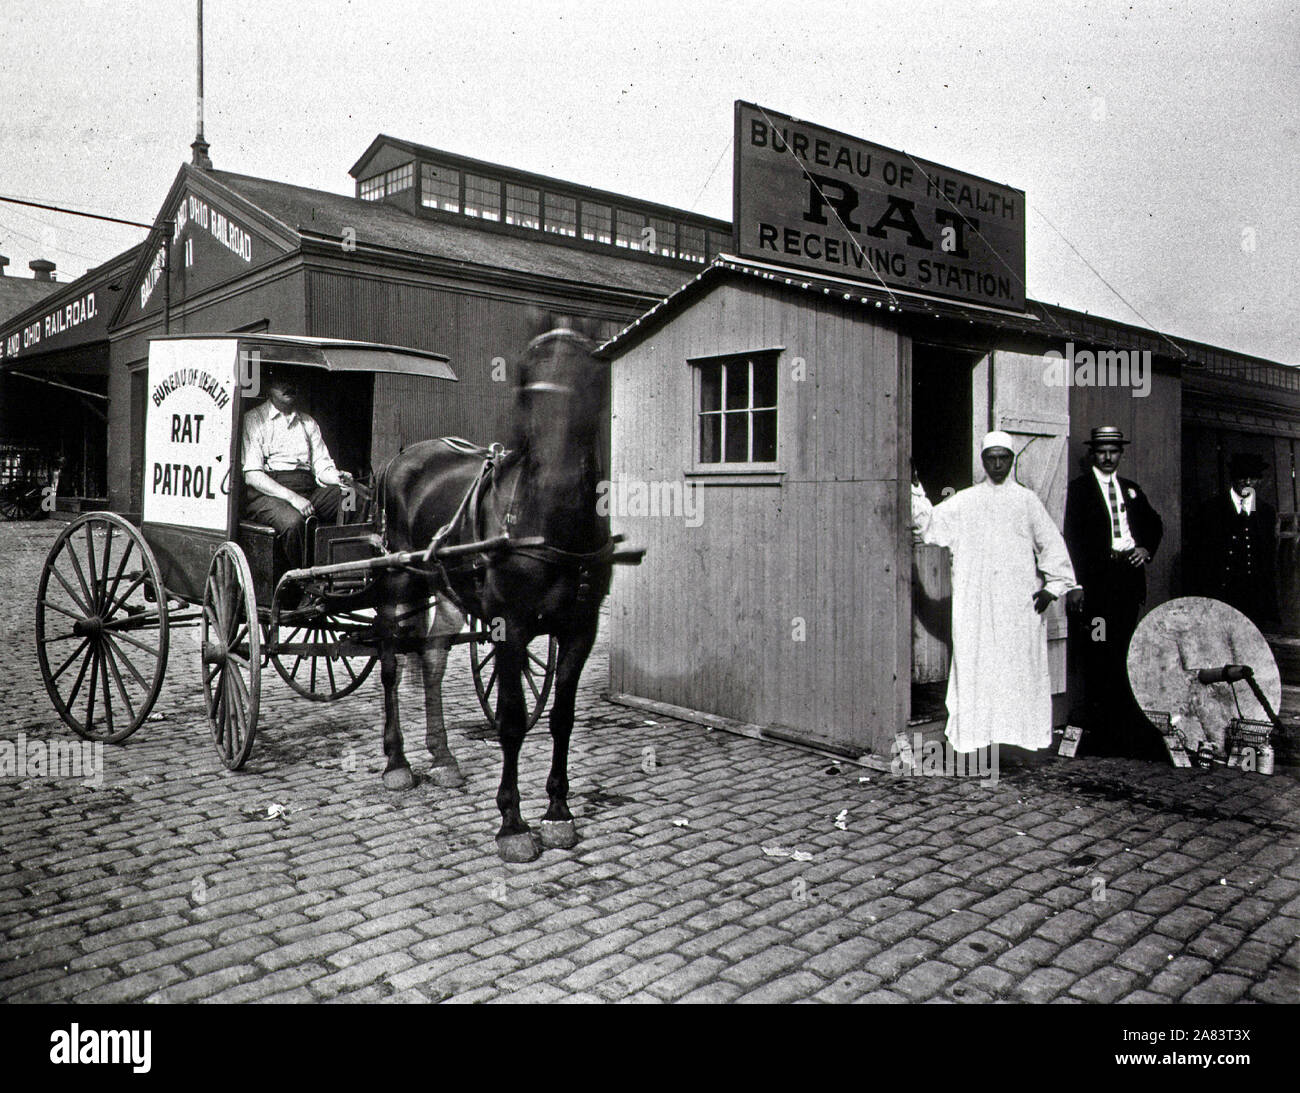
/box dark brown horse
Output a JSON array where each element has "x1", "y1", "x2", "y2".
[{"x1": 374, "y1": 317, "x2": 612, "y2": 862}]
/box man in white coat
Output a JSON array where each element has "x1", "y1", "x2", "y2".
[{"x1": 912, "y1": 431, "x2": 1083, "y2": 753}]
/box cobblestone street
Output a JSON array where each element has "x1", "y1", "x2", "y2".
[{"x1": 1, "y1": 519, "x2": 1298, "y2": 1004}]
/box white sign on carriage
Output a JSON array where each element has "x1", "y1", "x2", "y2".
[{"x1": 142, "y1": 338, "x2": 239, "y2": 531}]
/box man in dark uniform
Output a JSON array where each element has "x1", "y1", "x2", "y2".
[
  {"x1": 1192, "y1": 452, "x2": 1279, "y2": 630},
  {"x1": 1063, "y1": 425, "x2": 1165, "y2": 758}
]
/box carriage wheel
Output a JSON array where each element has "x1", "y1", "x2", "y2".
[
  {"x1": 268, "y1": 588, "x2": 377, "y2": 701},
  {"x1": 202, "y1": 542, "x2": 260, "y2": 770},
  {"x1": 468, "y1": 616, "x2": 557, "y2": 731},
  {"x1": 35, "y1": 512, "x2": 169, "y2": 743}
]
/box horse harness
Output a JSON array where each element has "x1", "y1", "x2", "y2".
[{"x1": 401, "y1": 437, "x2": 617, "y2": 615}]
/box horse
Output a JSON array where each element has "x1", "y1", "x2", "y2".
[{"x1": 373, "y1": 315, "x2": 613, "y2": 863}]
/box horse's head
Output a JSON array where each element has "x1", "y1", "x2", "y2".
[{"x1": 513, "y1": 313, "x2": 607, "y2": 458}]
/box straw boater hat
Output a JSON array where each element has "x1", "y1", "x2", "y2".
[{"x1": 1086, "y1": 425, "x2": 1129, "y2": 447}]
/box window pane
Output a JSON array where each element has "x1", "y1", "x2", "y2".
[
  {"x1": 506, "y1": 184, "x2": 540, "y2": 229},
  {"x1": 706, "y1": 229, "x2": 728, "y2": 259},
  {"x1": 725, "y1": 359, "x2": 749, "y2": 410},
  {"x1": 648, "y1": 217, "x2": 676, "y2": 257},
  {"x1": 753, "y1": 410, "x2": 777, "y2": 462},
  {"x1": 421, "y1": 164, "x2": 460, "y2": 212},
  {"x1": 679, "y1": 224, "x2": 705, "y2": 262},
  {"x1": 581, "y1": 202, "x2": 611, "y2": 243},
  {"x1": 359, "y1": 174, "x2": 384, "y2": 201},
  {"x1": 543, "y1": 193, "x2": 577, "y2": 236},
  {"x1": 700, "y1": 415, "x2": 721, "y2": 464},
  {"x1": 464, "y1": 174, "x2": 501, "y2": 221},
  {"x1": 700, "y1": 362, "x2": 721, "y2": 412},
  {"x1": 615, "y1": 209, "x2": 646, "y2": 249},
  {"x1": 724, "y1": 412, "x2": 749, "y2": 462},
  {"x1": 752, "y1": 359, "x2": 777, "y2": 408},
  {"x1": 386, "y1": 163, "x2": 413, "y2": 195}
]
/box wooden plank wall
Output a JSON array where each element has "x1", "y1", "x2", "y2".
[
  {"x1": 306, "y1": 271, "x2": 625, "y2": 469},
  {"x1": 609, "y1": 280, "x2": 908, "y2": 758}
]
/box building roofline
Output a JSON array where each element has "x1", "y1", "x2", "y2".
[
  {"x1": 0, "y1": 241, "x2": 146, "y2": 339},
  {"x1": 602, "y1": 255, "x2": 1298, "y2": 387},
  {"x1": 349, "y1": 133, "x2": 732, "y2": 231}
]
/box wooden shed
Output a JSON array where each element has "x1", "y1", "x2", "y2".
[{"x1": 602, "y1": 255, "x2": 1201, "y2": 761}]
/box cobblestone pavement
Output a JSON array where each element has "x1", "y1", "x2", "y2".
[{"x1": 1, "y1": 520, "x2": 1298, "y2": 1004}]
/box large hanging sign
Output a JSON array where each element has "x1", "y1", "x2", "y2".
[
  {"x1": 142, "y1": 338, "x2": 238, "y2": 530},
  {"x1": 733, "y1": 102, "x2": 1026, "y2": 310}
]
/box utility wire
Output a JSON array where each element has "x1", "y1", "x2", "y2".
[{"x1": 0, "y1": 194, "x2": 152, "y2": 230}]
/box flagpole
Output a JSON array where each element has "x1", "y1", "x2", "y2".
[{"x1": 191, "y1": 0, "x2": 213, "y2": 168}]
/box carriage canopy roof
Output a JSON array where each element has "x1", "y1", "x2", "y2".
[{"x1": 149, "y1": 333, "x2": 457, "y2": 380}]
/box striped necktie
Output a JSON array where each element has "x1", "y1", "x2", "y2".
[{"x1": 1106, "y1": 477, "x2": 1123, "y2": 539}]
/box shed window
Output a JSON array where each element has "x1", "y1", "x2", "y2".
[
  {"x1": 464, "y1": 174, "x2": 501, "y2": 221},
  {"x1": 421, "y1": 164, "x2": 461, "y2": 212},
  {"x1": 696, "y1": 352, "x2": 778, "y2": 464}
]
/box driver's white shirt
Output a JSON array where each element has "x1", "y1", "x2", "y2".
[{"x1": 241, "y1": 400, "x2": 340, "y2": 486}]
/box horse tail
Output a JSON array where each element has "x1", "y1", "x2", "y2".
[{"x1": 372, "y1": 455, "x2": 392, "y2": 546}]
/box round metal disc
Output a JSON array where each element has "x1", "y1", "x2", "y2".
[{"x1": 1127, "y1": 596, "x2": 1280, "y2": 752}]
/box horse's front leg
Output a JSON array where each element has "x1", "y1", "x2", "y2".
[
  {"x1": 493, "y1": 636, "x2": 541, "y2": 863},
  {"x1": 378, "y1": 583, "x2": 415, "y2": 791},
  {"x1": 539, "y1": 626, "x2": 595, "y2": 850}
]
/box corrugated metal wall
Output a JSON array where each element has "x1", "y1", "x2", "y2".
[{"x1": 609, "y1": 280, "x2": 910, "y2": 758}]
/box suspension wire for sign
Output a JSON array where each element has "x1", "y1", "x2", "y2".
[
  {"x1": 1032, "y1": 203, "x2": 1190, "y2": 360},
  {"x1": 688, "y1": 137, "x2": 732, "y2": 215},
  {"x1": 756, "y1": 105, "x2": 901, "y2": 308},
  {"x1": 894, "y1": 148, "x2": 1076, "y2": 344}
]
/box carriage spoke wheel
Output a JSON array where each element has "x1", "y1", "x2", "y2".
[
  {"x1": 469, "y1": 616, "x2": 557, "y2": 732},
  {"x1": 35, "y1": 512, "x2": 169, "y2": 743},
  {"x1": 202, "y1": 543, "x2": 260, "y2": 770},
  {"x1": 268, "y1": 590, "x2": 377, "y2": 702}
]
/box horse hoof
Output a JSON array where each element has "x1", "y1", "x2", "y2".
[
  {"x1": 540, "y1": 819, "x2": 579, "y2": 849},
  {"x1": 496, "y1": 831, "x2": 542, "y2": 863},
  {"x1": 382, "y1": 767, "x2": 416, "y2": 791},
  {"x1": 428, "y1": 763, "x2": 465, "y2": 788}
]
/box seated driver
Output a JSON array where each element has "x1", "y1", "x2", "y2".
[{"x1": 241, "y1": 365, "x2": 351, "y2": 567}]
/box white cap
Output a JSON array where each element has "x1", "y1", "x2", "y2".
[{"x1": 981, "y1": 430, "x2": 1015, "y2": 453}]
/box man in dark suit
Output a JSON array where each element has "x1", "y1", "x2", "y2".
[
  {"x1": 1063, "y1": 425, "x2": 1165, "y2": 759},
  {"x1": 1191, "y1": 453, "x2": 1279, "y2": 630}
]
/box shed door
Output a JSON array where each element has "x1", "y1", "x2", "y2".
[{"x1": 988, "y1": 350, "x2": 1071, "y2": 694}]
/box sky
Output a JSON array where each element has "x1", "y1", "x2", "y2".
[{"x1": 0, "y1": 0, "x2": 1296, "y2": 362}]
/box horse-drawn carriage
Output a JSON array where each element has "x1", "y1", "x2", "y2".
[{"x1": 36, "y1": 327, "x2": 638, "y2": 861}]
